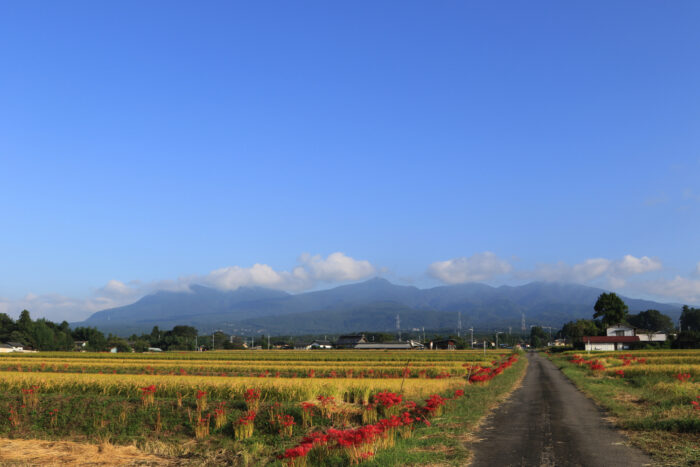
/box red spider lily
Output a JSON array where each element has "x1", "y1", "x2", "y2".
[
  {"x1": 196, "y1": 390, "x2": 207, "y2": 399},
  {"x1": 615, "y1": 370, "x2": 625, "y2": 378},
  {"x1": 373, "y1": 391, "x2": 402, "y2": 408},
  {"x1": 676, "y1": 373, "x2": 692, "y2": 383},
  {"x1": 244, "y1": 388, "x2": 261, "y2": 402}
]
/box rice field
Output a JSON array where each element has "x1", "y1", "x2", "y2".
[
  {"x1": 548, "y1": 349, "x2": 700, "y2": 465},
  {"x1": 0, "y1": 349, "x2": 522, "y2": 465}
]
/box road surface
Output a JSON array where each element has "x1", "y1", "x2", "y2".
[{"x1": 469, "y1": 352, "x2": 653, "y2": 467}]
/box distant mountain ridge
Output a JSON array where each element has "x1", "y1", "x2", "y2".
[{"x1": 79, "y1": 278, "x2": 683, "y2": 336}]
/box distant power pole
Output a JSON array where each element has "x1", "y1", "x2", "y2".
[
  {"x1": 457, "y1": 312, "x2": 462, "y2": 338},
  {"x1": 521, "y1": 313, "x2": 526, "y2": 332},
  {"x1": 396, "y1": 313, "x2": 401, "y2": 342}
]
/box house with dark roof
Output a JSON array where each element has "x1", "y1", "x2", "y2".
[
  {"x1": 354, "y1": 340, "x2": 425, "y2": 350},
  {"x1": 334, "y1": 334, "x2": 367, "y2": 349},
  {"x1": 429, "y1": 339, "x2": 456, "y2": 350},
  {"x1": 583, "y1": 324, "x2": 668, "y2": 351}
]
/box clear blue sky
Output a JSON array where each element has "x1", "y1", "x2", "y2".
[{"x1": 1, "y1": 1, "x2": 699, "y2": 321}]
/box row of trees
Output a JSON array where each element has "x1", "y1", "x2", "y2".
[
  {"x1": 0, "y1": 311, "x2": 230, "y2": 352},
  {"x1": 0, "y1": 310, "x2": 124, "y2": 351},
  {"x1": 558, "y1": 293, "x2": 700, "y2": 348}
]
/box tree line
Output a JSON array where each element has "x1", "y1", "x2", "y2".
[
  {"x1": 555, "y1": 293, "x2": 700, "y2": 349},
  {"x1": 0, "y1": 310, "x2": 241, "y2": 352}
]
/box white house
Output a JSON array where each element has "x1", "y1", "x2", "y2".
[
  {"x1": 0, "y1": 342, "x2": 24, "y2": 352},
  {"x1": 606, "y1": 324, "x2": 667, "y2": 342},
  {"x1": 606, "y1": 325, "x2": 635, "y2": 337},
  {"x1": 294, "y1": 340, "x2": 333, "y2": 350},
  {"x1": 584, "y1": 336, "x2": 639, "y2": 351}
]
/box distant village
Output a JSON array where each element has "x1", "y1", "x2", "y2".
[{"x1": 1, "y1": 295, "x2": 699, "y2": 353}]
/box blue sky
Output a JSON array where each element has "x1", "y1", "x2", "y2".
[{"x1": 1, "y1": 1, "x2": 699, "y2": 321}]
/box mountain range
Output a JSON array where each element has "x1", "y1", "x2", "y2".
[{"x1": 77, "y1": 278, "x2": 683, "y2": 336}]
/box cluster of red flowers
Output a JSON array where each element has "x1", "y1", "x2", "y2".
[
  {"x1": 282, "y1": 411, "x2": 419, "y2": 463},
  {"x1": 615, "y1": 369, "x2": 625, "y2": 377},
  {"x1": 422, "y1": 394, "x2": 447, "y2": 416},
  {"x1": 373, "y1": 391, "x2": 403, "y2": 408},
  {"x1": 278, "y1": 414, "x2": 296, "y2": 427},
  {"x1": 316, "y1": 395, "x2": 335, "y2": 405},
  {"x1": 237, "y1": 410, "x2": 257, "y2": 426},
  {"x1": 196, "y1": 390, "x2": 206, "y2": 400},
  {"x1": 569, "y1": 355, "x2": 605, "y2": 372},
  {"x1": 468, "y1": 354, "x2": 519, "y2": 384},
  {"x1": 283, "y1": 386, "x2": 473, "y2": 464},
  {"x1": 676, "y1": 373, "x2": 692, "y2": 383},
  {"x1": 140, "y1": 384, "x2": 156, "y2": 395},
  {"x1": 244, "y1": 388, "x2": 262, "y2": 402},
  {"x1": 691, "y1": 396, "x2": 700, "y2": 411},
  {"x1": 615, "y1": 354, "x2": 646, "y2": 366},
  {"x1": 300, "y1": 402, "x2": 315, "y2": 412}
]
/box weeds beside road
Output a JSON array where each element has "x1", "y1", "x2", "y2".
[{"x1": 547, "y1": 350, "x2": 700, "y2": 466}]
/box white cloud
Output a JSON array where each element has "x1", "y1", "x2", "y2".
[
  {"x1": 428, "y1": 252, "x2": 512, "y2": 284},
  {"x1": 642, "y1": 276, "x2": 700, "y2": 304},
  {"x1": 614, "y1": 255, "x2": 662, "y2": 275},
  {"x1": 519, "y1": 255, "x2": 662, "y2": 287},
  {"x1": 299, "y1": 252, "x2": 376, "y2": 282},
  {"x1": 0, "y1": 252, "x2": 378, "y2": 321}
]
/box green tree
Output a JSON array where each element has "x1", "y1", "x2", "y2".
[
  {"x1": 107, "y1": 335, "x2": 132, "y2": 353},
  {"x1": 627, "y1": 309, "x2": 674, "y2": 333},
  {"x1": 530, "y1": 326, "x2": 548, "y2": 348},
  {"x1": 561, "y1": 319, "x2": 600, "y2": 344},
  {"x1": 680, "y1": 305, "x2": 700, "y2": 332},
  {"x1": 17, "y1": 310, "x2": 33, "y2": 334},
  {"x1": 72, "y1": 327, "x2": 107, "y2": 352},
  {"x1": 593, "y1": 293, "x2": 629, "y2": 327},
  {"x1": 0, "y1": 313, "x2": 16, "y2": 342},
  {"x1": 131, "y1": 339, "x2": 150, "y2": 352}
]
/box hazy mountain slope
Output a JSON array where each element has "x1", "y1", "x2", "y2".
[{"x1": 79, "y1": 278, "x2": 683, "y2": 336}]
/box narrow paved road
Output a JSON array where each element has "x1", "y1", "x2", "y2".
[{"x1": 469, "y1": 352, "x2": 653, "y2": 467}]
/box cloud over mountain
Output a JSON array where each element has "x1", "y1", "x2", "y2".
[{"x1": 428, "y1": 252, "x2": 512, "y2": 283}]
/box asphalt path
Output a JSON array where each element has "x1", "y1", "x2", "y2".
[{"x1": 469, "y1": 352, "x2": 653, "y2": 467}]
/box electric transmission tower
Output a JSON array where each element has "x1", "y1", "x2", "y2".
[{"x1": 396, "y1": 313, "x2": 401, "y2": 342}]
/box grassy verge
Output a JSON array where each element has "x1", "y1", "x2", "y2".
[
  {"x1": 363, "y1": 354, "x2": 527, "y2": 466},
  {"x1": 547, "y1": 353, "x2": 699, "y2": 466}
]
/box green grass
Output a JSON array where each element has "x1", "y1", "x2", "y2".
[
  {"x1": 548, "y1": 352, "x2": 700, "y2": 466},
  {"x1": 364, "y1": 355, "x2": 527, "y2": 466}
]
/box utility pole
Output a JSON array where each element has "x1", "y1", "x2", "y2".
[
  {"x1": 521, "y1": 312, "x2": 526, "y2": 332},
  {"x1": 457, "y1": 312, "x2": 462, "y2": 338},
  {"x1": 268, "y1": 334, "x2": 270, "y2": 350},
  {"x1": 212, "y1": 331, "x2": 214, "y2": 350},
  {"x1": 422, "y1": 327, "x2": 425, "y2": 344},
  {"x1": 396, "y1": 313, "x2": 401, "y2": 342},
  {"x1": 495, "y1": 331, "x2": 502, "y2": 350},
  {"x1": 469, "y1": 327, "x2": 474, "y2": 349}
]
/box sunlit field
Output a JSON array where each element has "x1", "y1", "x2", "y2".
[{"x1": 0, "y1": 350, "x2": 522, "y2": 465}]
